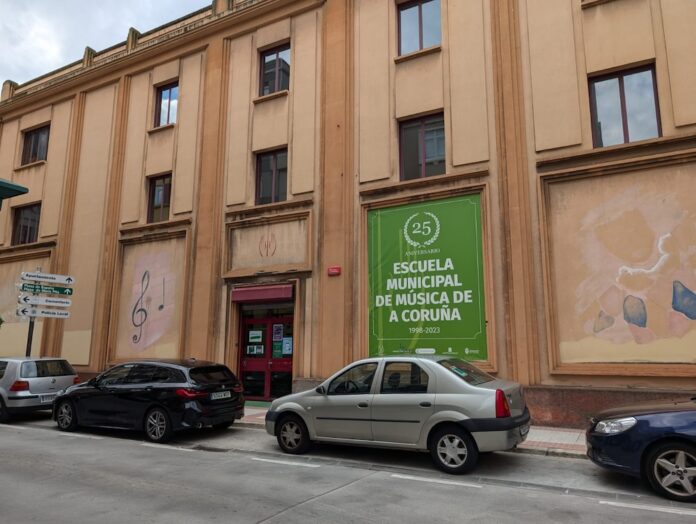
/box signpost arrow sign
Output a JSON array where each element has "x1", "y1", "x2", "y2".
[
  {"x1": 18, "y1": 295, "x2": 72, "y2": 307},
  {"x1": 16, "y1": 307, "x2": 71, "y2": 319},
  {"x1": 21, "y1": 271, "x2": 75, "y2": 285},
  {"x1": 19, "y1": 283, "x2": 74, "y2": 296}
]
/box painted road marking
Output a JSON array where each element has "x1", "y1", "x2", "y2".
[
  {"x1": 141, "y1": 443, "x2": 194, "y2": 452},
  {"x1": 391, "y1": 473, "x2": 482, "y2": 489},
  {"x1": 599, "y1": 500, "x2": 696, "y2": 517},
  {"x1": 251, "y1": 457, "x2": 321, "y2": 468},
  {"x1": 55, "y1": 432, "x2": 103, "y2": 440},
  {"x1": 0, "y1": 424, "x2": 28, "y2": 430}
]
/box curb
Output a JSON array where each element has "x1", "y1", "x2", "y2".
[{"x1": 513, "y1": 445, "x2": 588, "y2": 460}]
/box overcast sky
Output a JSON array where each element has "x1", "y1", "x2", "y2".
[{"x1": 0, "y1": 0, "x2": 210, "y2": 85}]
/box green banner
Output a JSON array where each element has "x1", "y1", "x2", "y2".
[{"x1": 368, "y1": 194, "x2": 487, "y2": 360}]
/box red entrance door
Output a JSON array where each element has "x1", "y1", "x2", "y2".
[{"x1": 240, "y1": 316, "x2": 293, "y2": 400}]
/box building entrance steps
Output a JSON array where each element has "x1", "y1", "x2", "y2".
[{"x1": 240, "y1": 402, "x2": 588, "y2": 459}]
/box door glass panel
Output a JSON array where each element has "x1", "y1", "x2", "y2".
[
  {"x1": 328, "y1": 363, "x2": 378, "y2": 395},
  {"x1": 244, "y1": 323, "x2": 266, "y2": 357},
  {"x1": 381, "y1": 362, "x2": 429, "y2": 394},
  {"x1": 126, "y1": 365, "x2": 157, "y2": 385},
  {"x1": 99, "y1": 365, "x2": 134, "y2": 386},
  {"x1": 242, "y1": 372, "x2": 265, "y2": 397},
  {"x1": 270, "y1": 372, "x2": 292, "y2": 398}
]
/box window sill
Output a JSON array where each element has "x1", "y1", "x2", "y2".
[
  {"x1": 147, "y1": 123, "x2": 176, "y2": 134},
  {"x1": 225, "y1": 195, "x2": 313, "y2": 219},
  {"x1": 581, "y1": 0, "x2": 618, "y2": 9},
  {"x1": 119, "y1": 217, "x2": 191, "y2": 236},
  {"x1": 253, "y1": 90, "x2": 289, "y2": 104},
  {"x1": 0, "y1": 240, "x2": 56, "y2": 258},
  {"x1": 359, "y1": 168, "x2": 489, "y2": 198},
  {"x1": 14, "y1": 160, "x2": 47, "y2": 173},
  {"x1": 394, "y1": 45, "x2": 441, "y2": 65}
]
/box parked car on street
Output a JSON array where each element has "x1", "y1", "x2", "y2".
[
  {"x1": 266, "y1": 354, "x2": 530, "y2": 473},
  {"x1": 53, "y1": 359, "x2": 244, "y2": 443},
  {"x1": 0, "y1": 357, "x2": 79, "y2": 422},
  {"x1": 587, "y1": 398, "x2": 696, "y2": 502}
]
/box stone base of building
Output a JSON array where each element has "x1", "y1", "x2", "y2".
[{"x1": 526, "y1": 386, "x2": 691, "y2": 428}]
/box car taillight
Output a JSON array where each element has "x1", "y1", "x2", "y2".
[
  {"x1": 73, "y1": 376, "x2": 81, "y2": 384},
  {"x1": 175, "y1": 388, "x2": 208, "y2": 399},
  {"x1": 495, "y1": 389, "x2": 511, "y2": 418},
  {"x1": 232, "y1": 383, "x2": 243, "y2": 393},
  {"x1": 9, "y1": 380, "x2": 30, "y2": 392}
]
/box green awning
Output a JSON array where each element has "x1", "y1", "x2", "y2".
[{"x1": 0, "y1": 178, "x2": 28, "y2": 209}]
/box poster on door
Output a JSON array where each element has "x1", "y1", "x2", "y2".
[{"x1": 367, "y1": 194, "x2": 488, "y2": 360}]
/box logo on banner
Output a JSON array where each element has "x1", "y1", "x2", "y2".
[{"x1": 403, "y1": 212, "x2": 441, "y2": 248}]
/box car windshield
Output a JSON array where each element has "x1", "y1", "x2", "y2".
[
  {"x1": 20, "y1": 360, "x2": 75, "y2": 378},
  {"x1": 438, "y1": 358, "x2": 493, "y2": 386},
  {"x1": 189, "y1": 366, "x2": 238, "y2": 385}
]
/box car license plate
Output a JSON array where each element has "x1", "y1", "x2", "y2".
[
  {"x1": 211, "y1": 391, "x2": 231, "y2": 400},
  {"x1": 39, "y1": 394, "x2": 57, "y2": 404}
]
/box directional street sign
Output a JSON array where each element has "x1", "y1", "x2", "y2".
[
  {"x1": 21, "y1": 271, "x2": 75, "y2": 285},
  {"x1": 18, "y1": 295, "x2": 72, "y2": 308},
  {"x1": 16, "y1": 307, "x2": 71, "y2": 319},
  {"x1": 19, "y1": 283, "x2": 74, "y2": 296}
]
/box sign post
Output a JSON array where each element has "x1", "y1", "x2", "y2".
[{"x1": 17, "y1": 269, "x2": 75, "y2": 357}]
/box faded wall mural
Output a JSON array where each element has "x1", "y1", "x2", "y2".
[
  {"x1": 0, "y1": 257, "x2": 49, "y2": 357},
  {"x1": 114, "y1": 238, "x2": 186, "y2": 360},
  {"x1": 549, "y1": 167, "x2": 696, "y2": 364}
]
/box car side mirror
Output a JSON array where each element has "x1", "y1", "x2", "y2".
[{"x1": 315, "y1": 385, "x2": 326, "y2": 395}]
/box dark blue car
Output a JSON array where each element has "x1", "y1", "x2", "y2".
[{"x1": 587, "y1": 398, "x2": 696, "y2": 502}]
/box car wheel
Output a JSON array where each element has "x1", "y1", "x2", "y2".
[
  {"x1": 646, "y1": 442, "x2": 696, "y2": 502},
  {"x1": 0, "y1": 398, "x2": 9, "y2": 423},
  {"x1": 276, "y1": 414, "x2": 311, "y2": 455},
  {"x1": 144, "y1": 407, "x2": 173, "y2": 443},
  {"x1": 55, "y1": 400, "x2": 78, "y2": 432},
  {"x1": 429, "y1": 426, "x2": 479, "y2": 474},
  {"x1": 212, "y1": 420, "x2": 234, "y2": 430}
]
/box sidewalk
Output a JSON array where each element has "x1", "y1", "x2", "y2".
[{"x1": 240, "y1": 402, "x2": 587, "y2": 459}]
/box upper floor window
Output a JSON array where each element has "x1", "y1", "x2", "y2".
[
  {"x1": 21, "y1": 125, "x2": 50, "y2": 165},
  {"x1": 589, "y1": 66, "x2": 660, "y2": 148},
  {"x1": 155, "y1": 82, "x2": 178, "y2": 127},
  {"x1": 256, "y1": 149, "x2": 287, "y2": 205},
  {"x1": 260, "y1": 45, "x2": 291, "y2": 96},
  {"x1": 147, "y1": 174, "x2": 171, "y2": 223},
  {"x1": 399, "y1": 0, "x2": 441, "y2": 55},
  {"x1": 400, "y1": 113, "x2": 445, "y2": 180},
  {"x1": 12, "y1": 203, "x2": 41, "y2": 245}
]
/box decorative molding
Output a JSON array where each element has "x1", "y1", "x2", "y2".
[
  {"x1": 119, "y1": 217, "x2": 192, "y2": 243},
  {"x1": 358, "y1": 168, "x2": 489, "y2": 198},
  {"x1": 581, "y1": 0, "x2": 619, "y2": 10},
  {"x1": 225, "y1": 195, "x2": 313, "y2": 220},
  {"x1": 252, "y1": 89, "x2": 289, "y2": 104},
  {"x1": 13, "y1": 160, "x2": 47, "y2": 174},
  {"x1": 146, "y1": 123, "x2": 176, "y2": 134},
  {"x1": 0, "y1": 241, "x2": 54, "y2": 263}
]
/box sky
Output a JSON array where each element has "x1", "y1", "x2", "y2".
[{"x1": 0, "y1": 0, "x2": 211, "y2": 86}]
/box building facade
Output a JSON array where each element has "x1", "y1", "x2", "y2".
[{"x1": 0, "y1": 0, "x2": 695, "y2": 426}]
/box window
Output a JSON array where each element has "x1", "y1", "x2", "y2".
[
  {"x1": 400, "y1": 114, "x2": 445, "y2": 180},
  {"x1": 381, "y1": 362, "x2": 429, "y2": 394},
  {"x1": 256, "y1": 149, "x2": 287, "y2": 205},
  {"x1": 589, "y1": 66, "x2": 660, "y2": 148},
  {"x1": 260, "y1": 45, "x2": 291, "y2": 96},
  {"x1": 148, "y1": 174, "x2": 172, "y2": 223},
  {"x1": 328, "y1": 363, "x2": 378, "y2": 395},
  {"x1": 20, "y1": 360, "x2": 75, "y2": 378},
  {"x1": 98, "y1": 365, "x2": 133, "y2": 387},
  {"x1": 439, "y1": 359, "x2": 494, "y2": 386},
  {"x1": 11, "y1": 203, "x2": 40, "y2": 245},
  {"x1": 21, "y1": 125, "x2": 50, "y2": 165},
  {"x1": 155, "y1": 82, "x2": 178, "y2": 127},
  {"x1": 0, "y1": 361, "x2": 8, "y2": 380},
  {"x1": 399, "y1": 0, "x2": 441, "y2": 55}
]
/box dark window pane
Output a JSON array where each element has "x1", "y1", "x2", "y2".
[
  {"x1": 126, "y1": 365, "x2": 157, "y2": 385},
  {"x1": 21, "y1": 126, "x2": 50, "y2": 165},
  {"x1": 424, "y1": 117, "x2": 445, "y2": 177},
  {"x1": 401, "y1": 120, "x2": 422, "y2": 180},
  {"x1": 20, "y1": 360, "x2": 74, "y2": 378},
  {"x1": 262, "y1": 54, "x2": 276, "y2": 96},
  {"x1": 257, "y1": 154, "x2": 274, "y2": 204},
  {"x1": 99, "y1": 365, "x2": 133, "y2": 386},
  {"x1": 624, "y1": 70, "x2": 658, "y2": 142},
  {"x1": 422, "y1": 0, "x2": 441, "y2": 48},
  {"x1": 439, "y1": 359, "x2": 494, "y2": 386},
  {"x1": 159, "y1": 88, "x2": 170, "y2": 127},
  {"x1": 190, "y1": 365, "x2": 238, "y2": 385},
  {"x1": 278, "y1": 48, "x2": 291, "y2": 91},
  {"x1": 169, "y1": 86, "x2": 179, "y2": 124},
  {"x1": 148, "y1": 175, "x2": 171, "y2": 223},
  {"x1": 592, "y1": 77, "x2": 623, "y2": 147},
  {"x1": 328, "y1": 363, "x2": 378, "y2": 395},
  {"x1": 12, "y1": 204, "x2": 40, "y2": 245},
  {"x1": 276, "y1": 150, "x2": 288, "y2": 202},
  {"x1": 399, "y1": 4, "x2": 420, "y2": 55}
]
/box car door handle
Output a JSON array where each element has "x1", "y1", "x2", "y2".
[
  {"x1": 419, "y1": 402, "x2": 432, "y2": 408},
  {"x1": 357, "y1": 402, "x2": 369, "y2": 408}
]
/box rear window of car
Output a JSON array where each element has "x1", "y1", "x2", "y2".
[
  {"x1": 0, "y1": 361, "x2": 7, "y2": 379},
  {"x1": 20, "y1": 360, "x2": 75, "y2": 378},
  {"x1": 438, "y1": 358, "x2": 493, "y2": 386},
  {"x1": 189, "y1": 366, "x2": 238, "y2": 385}
]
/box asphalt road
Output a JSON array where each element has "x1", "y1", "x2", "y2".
[{"x1": 1, "y1": 414, "x2": 695, "y2": 523}]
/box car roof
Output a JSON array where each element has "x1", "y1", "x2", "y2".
[
  {"x1": 0, "y1": 357, "x2": 70, "y2": 363},
  {"x1": 114, "y1": 358, "x2": 221, "y2": 369}
]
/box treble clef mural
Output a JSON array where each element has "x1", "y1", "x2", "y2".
[{"x1": 131, "y1": 270, "x2": 150, "y2": 343}]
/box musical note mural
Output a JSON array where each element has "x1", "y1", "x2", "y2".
[{"x1": 115, "y1": 237, "x2": 185, "y2": 359}]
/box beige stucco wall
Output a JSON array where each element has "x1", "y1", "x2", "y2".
[
  {"x1": 61, "y1": 83, "x2": 117, "y2": 366},
  {"x1": 661, "y1": 0, "x2": 696, "y2": 127},
  {"x1": 40, "y1": 100, "x2": 72, "y2": 238}
]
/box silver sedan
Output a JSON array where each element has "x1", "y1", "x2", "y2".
[{"x1": 265, "y1": 355, "x2": 530, "y2": 473}]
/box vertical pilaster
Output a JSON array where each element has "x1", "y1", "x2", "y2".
[
  {"x1": 187, "y1": 39, "x2": 227, "y2": 360},
  {"x1": 316, "y1": 0, "x2": 354, "y2": 376},
  {"x1": 491, "y1": 0, "x2": 539, "y2": 385}
]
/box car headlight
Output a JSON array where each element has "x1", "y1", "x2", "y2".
[{"x1": 594, "y1": 416, "x2": 637, "y2": 434}]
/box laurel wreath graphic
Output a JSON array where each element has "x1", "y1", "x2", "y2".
[{"x1": 403, "y1": 212, "x2": 441, "y2": 248}]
